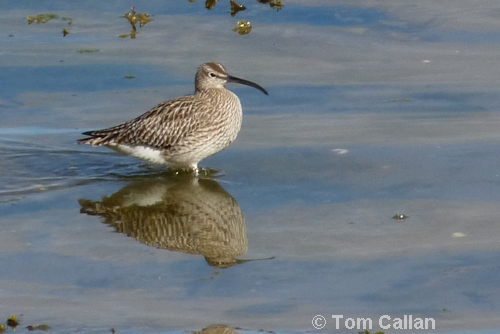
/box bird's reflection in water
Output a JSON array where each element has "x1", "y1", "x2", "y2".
[{"x1": 79, "y1": 176, "x2": 266, "y2": 268}]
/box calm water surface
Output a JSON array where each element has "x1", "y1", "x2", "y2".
[{"x1": 1, "y1": 1, "x2": 500, "y2": 333}]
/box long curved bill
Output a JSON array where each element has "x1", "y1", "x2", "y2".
[{"x1": 227, "y1": 75, "x2": 269, "y2": 95}]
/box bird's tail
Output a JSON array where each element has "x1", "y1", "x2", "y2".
[{"x1": 77, "y1": 134, "x2": 109, "y2": 146}]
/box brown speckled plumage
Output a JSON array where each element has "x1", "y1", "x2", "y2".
[{"x1": 78, "y1": 62, "x2": 268, "y2": 170}]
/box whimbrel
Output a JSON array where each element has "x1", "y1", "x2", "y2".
[{"x1": 78, "y1": 62, "x2": 268, "y2": 171}]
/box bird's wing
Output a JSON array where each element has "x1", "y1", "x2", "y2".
[{"x1": 78, "y1": 95, "x2": 207, "y2": 148}]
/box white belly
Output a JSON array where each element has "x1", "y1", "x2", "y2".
[
  {"x1": 110, "y1": 144, "x2": 169, "y2": 165},
  {"x1": 109, "y1": 143, "x2": 210, "y2": 169}
]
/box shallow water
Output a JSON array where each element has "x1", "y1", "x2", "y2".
[{"x1": 1, "y1": 1, "x2": 500, "y2": 333}]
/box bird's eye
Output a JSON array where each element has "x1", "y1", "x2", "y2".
[{"x1": 209, "y1": 72, "x2": 216, "y2": 78}]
